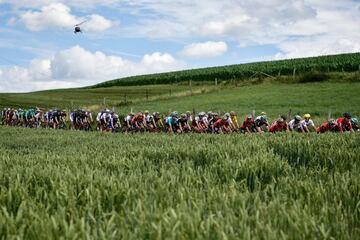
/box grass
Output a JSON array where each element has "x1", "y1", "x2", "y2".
[
  {"x1": 1, "y1": 75, "x2": 360, "y2": 121},
  {"x1": 121, "y1": 81, "x2": 360, "y2": 122},
  {"x1": 0, "y1": 84, "x2": 210, "y2": 110},
  {"x1": 0, "y1": 127, "x2": 359, "y2": 239}
]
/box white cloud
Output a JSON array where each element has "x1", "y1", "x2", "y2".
[
  {"x1": 0, "y1": 0, "x2": 119, "y2": 9},
  {"x1": 181, "y1": 41, "x2": 228, "y2": 58},
  {"x1": 84, "y1": 14, "x2": 113, "y2": 32},
  {"x1": 122, "y1": 0, "x2": 359, "y2": 58},
  {"x1": 18, "y1": 3, "x2": 112, "y2": 32},
  {"x1": 0, "y1": 46, "x2": 184, "y2": 92}
]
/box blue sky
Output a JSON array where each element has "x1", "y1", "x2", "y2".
[{"x1": 0, "y1": 0, "x2": 359, "y2": 92}]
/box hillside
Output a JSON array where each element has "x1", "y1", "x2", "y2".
[{"x1": 90, "y1": 52, "x2": 360, "y2": 88}]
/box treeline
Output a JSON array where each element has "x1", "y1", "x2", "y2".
[{"x1": 90, "y1": 52, "x2": 360, "y2": 88}]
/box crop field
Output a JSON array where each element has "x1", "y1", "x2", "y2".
[
  {"x1": 0, "y1": 84, "x2": 212, "y2": 110},
  {"x1": 1, "y1": 80, "x2": 360, "y2": 122},
  {"x1": 92, "y1": 52, "x2": 360, "y2": 87},
  {"x1": 0, "y1": 126, "x2": 359, "y2": 239}
]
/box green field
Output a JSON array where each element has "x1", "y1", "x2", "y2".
[
  {"x1": 2, "y1": 80, "x2": 360, "y2": 123},
  {"x1": 91, "y1": 52, "x2": 360, "y2": 87},
  {"x1": 1, "y1": 53, "x2": 360, "y2": 239},
  {"x1": 0, "y1": 127, "x2": 359, "y2": 239}
]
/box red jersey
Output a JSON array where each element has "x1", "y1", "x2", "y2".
[
  {"x1": 269, "y1": 121, "x2": 288, "y2": 133},
  {"x1": 241, "y1": 119, "x2": 255, "y2": 129},
  {"x1": 336, "y1": 118, "x2": 352, "y2": 131},
  {"x1": 131, "y1": 115, "x2": 144, "y2": 124},
  {"x1": 213, "y1": 119, "x2": 229, "y2": 128},
  {"x1": 317, "y1": 122, "x2": 341, "y2": 134}
]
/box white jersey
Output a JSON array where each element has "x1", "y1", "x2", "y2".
[
  {"x1": 201, "y1": 116, "x2": 208, "y2": 125},
  {"x1": 145, "y1": 114, "x2": 152, "y2": 123},
  {"x1": 300, "y1": 119, "x2": 314, "y2": 129},
  {"x1": 96, "y1": 112, "x2": 102, "y2": 122},
  {"x1": 289, "y1": 119, "x2": 301, "y2": 130},
  {"x1": 124, "y1": 115, "x2": 132, "y2": 122},
  {"x1": 101, "y1": 113, "x2": 110, "y2": 121}
]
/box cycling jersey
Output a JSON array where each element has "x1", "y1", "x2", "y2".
[
  {"x1": 269, "y1": 121, "x2": 288, "y2": 133},
  {"x1": 241, "y1": 119, "x2": 255, "y2": 129},
  {"x1": 336, "y1": 117, "x2": 352, "y2": 131},
  {"x1": 213, "y1": 119, "x2": 229, "y2": 128},
  {"x1": 96, "y1": 112, "x2": 102, "y2": 122},
  {"x1": 300, "y1": 119, "x2": 314, "y2": 129},
  {"x1": 131, "y1": 115, "x2": 144, "y2": 124},
  {"x1": 230, "y1": 116, "x2": 238, "y2": 127},
  {"x1": 165, "y1": 116, "x2": 177, "y2": 126},
  {"x1": 316, "y1": 122, "x2": 341, "y2": 133},
  {"x1": 254, "y1": 116, "x2": 268, "y2": 127},
  {"x1": 289, "y1": 119, "x2": 301, "y2": 130}
]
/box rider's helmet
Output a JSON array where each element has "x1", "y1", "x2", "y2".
[
  {"x1": 351, "y1": 117, "x2": 358, "y2": 125},
  {"x1": 224, "y1": 112, "x2": 230, "y2": 118},
  {"x1": 212, "y1": 112, "x2": 219, "y2": 116},
  {"x1": 294, "y1": 115, "x2": 301, "y2": 121},
  {"x1": 247, "y1": 115, "x2": 253, "y2": 119},
  {"x1": 144, "y1": 110, "x2": 149, "y2": 114},
  {"x1": 199, "y1": 112, "x2": 205, "y2": 117},
  {"x1": 129, "y1": 112, "x2": 134, "y2": 116},
  {"x1": 230, "y1": 111, "x2": 236, "y2": 116},
  {"x1": 281, "y1": 115, "x2": 287, "y2": 121},
  {"x1": 343, "y1": 112, "x2": 351, "y2": 119},
  {"x1": 261, "y1": 112, "x2": 266, "y2": 116},
  {"x1": 303, "y1": 113, "x2": 311, "y2": 119},
  {"x1": 277, "y1": 118, "x2": 284, "y2": 123},
  {"x1": 186, "y1": 111, "x2": 191, "y2": 115},
  {"x1": 328, "y1": 118, "x2": 336, "y2": 125},
  {"x1": 207, "y1": 111, "x2": 212, "y2": 115},
  {"x1": 181, "y1": 113, "x2": 186, "y2": 118}
]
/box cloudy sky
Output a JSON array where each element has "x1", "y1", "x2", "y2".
[{"x1": 0, "y1": 0, "x2": 359, "y2": 92}]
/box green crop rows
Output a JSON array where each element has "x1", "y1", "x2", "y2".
[
  {"x1": 92, "y1": 52, "x2": 360, "y2": 87},
  {"x1": 0, "y1": 126, "x2": 359, "y2": 239}
]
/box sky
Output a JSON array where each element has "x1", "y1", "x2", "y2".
[{"x1": 0, "y1": 0, "x2": 359, "y2": 92}]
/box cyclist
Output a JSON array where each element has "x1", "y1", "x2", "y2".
[
  {"x1": 165, "y1": 112, "x2": 179, "y2": 133},
  {"x1": 153, "y1": 112, "x2": 163, "y2": 130},
  {"x1": 207, "y1": 112, "x2": 219, "y2": 132},
  {"x1": 186, "y1": 111, "x2": 193, "y2": 123},
  {"x1": 124, "y1": 112, "x2": 134, "y2": 132},
  {"x1": 269, "y1": 115, "x2": 289, "y2": 133},
  {"x1": 100, "y1": 110, "x2": 111, "y2": 132},
  {"x1": 192, "y1": 112, "x2": 207, "y2": 133},
  {"x1": 254, "y1": 112, "x2": 269, "y2": 133},
  {"x1": 131, "y1": 112, "x2": 146, "y2": 131},
  {"x1": 178, "y1": 113, "x2": 191, "y2": 133},
  {"x1": 110, "y1": 112, "x2": 120, "y2": 132},
  {"x1": 289, "y1": 115, "x2": 303, "y2": 132},
  {"x1": 212, "y1": 115, "x2": 231, "y2": 134},
  {"x1": 17, "y1": 108, "x2": 25, "y2": 126},
  {"x1": 351, "y1": 117, "x2": 359, "y2": 131},
  {"x1": 230, "y1": 111, "x2": 239, "y2": 130},
  {"x1": 316, "y1": 119, "x2": 341, "y2": 133},
  {"x1": 300, "y1": 114, "x2": 316, "y2": 133},
  {"x1": 25, "y1": 108, "x2": 36, "y2": 127},
  {"x1": 336, "y1": 112, "x2": 354, "y2": 132},
  {"x1": 240, "y1": 115, "x2": 256, "y2": 134}
]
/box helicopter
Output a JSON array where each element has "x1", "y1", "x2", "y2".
[{"x1": 74, "y1": 21, "x2": 87, "y2": 34}]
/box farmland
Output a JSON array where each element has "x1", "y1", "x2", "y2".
[
  {"x1": 1, "y1": 52, "x2": 360, "y2": 239},
  {"x1": 92, "y1": 52, "x2": 360, "y2": 87},
  {"x1": 1, "y1": 81, "x2": 360, "y2": 124},
  {"x1": 0, "y1": 127, "x2": 359, "y2": 239}
]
